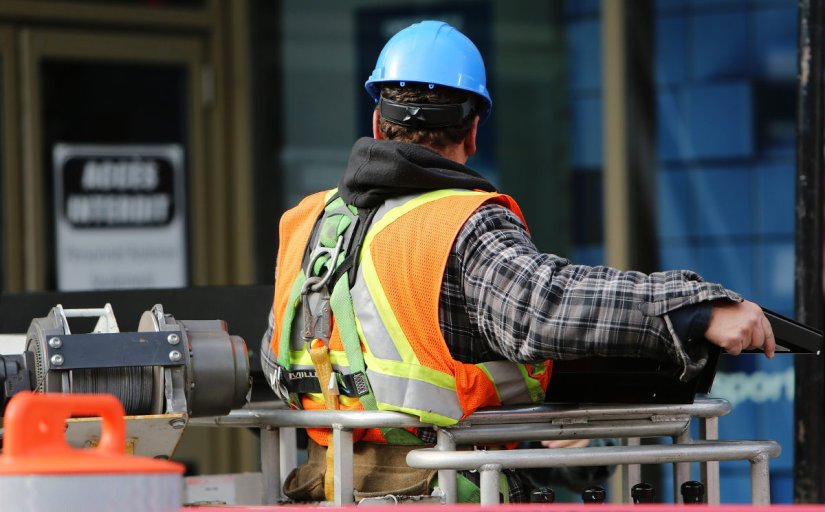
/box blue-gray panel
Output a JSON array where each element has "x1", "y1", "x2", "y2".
[
  {"x1": 684, "y1": 83, "x2": 753, "y2": 159},
  {"x1": 689, "y1": 12, "x2": 749, "y2": 80}
]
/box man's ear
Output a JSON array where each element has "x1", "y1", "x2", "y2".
[
  {"x1": 372, "y1": 109, "x2": 383, "y2": 140},
  {"x1": 463, "y1": 116, "x2": 479, "y2": 157}
]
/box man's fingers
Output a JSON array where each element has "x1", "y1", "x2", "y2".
[
  {"x1": 746, "y1": 308, "x2": 776, "y2": 359},
  {"x1": 705, "y1": 300, "x2": 776, "y2": 359},
  {"x1": 726, "y1": 339, "x2": 742, "y2": 356},
  {"x1": 762, "y1": 314, "x2": 776, "y2": 358},
  {"x1": 750, "y1": 313, "x2": 766, "y2": 352}
]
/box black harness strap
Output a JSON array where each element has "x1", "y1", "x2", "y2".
[{"x1": 285, "y1": 369, "x2": 370, "y2": 398}]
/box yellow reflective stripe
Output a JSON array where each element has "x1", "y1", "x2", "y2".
[
  {"x1": 519, "y1": 364, "x2": 547, "y2": 403},
  {"x1": 290, "y1": 349, "x2": 351, "y2": 368},
  {"x1": 291, "y1": 349, "x2": 313, "y2": 366},
  {"x1": 375, "y1": 401, "x2": 458, "y2": 427},
  {"x1": 363, "y1": 189, "x2": 484, "y2": 246},
  {"x1": 364, "y1": 351, "x2": 455, "y2": 390}
]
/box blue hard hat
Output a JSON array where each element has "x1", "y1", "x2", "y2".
[{"x1": 365, "y1": 20, "x2": 492, "y2": 124}]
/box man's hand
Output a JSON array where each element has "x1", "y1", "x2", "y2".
[{"x1": 704, "y1": 300, "x2": 775, "y2": 358}]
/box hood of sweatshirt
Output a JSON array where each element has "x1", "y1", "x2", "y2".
[{"x1": 337, "y1": 137, "x2": 496, "y2": 209}]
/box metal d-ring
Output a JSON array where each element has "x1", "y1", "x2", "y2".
[{"x1": 303, "y1": 235, "x2": 344, "y2": 293}]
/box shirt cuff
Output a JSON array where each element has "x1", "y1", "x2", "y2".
[{"x1": 668, "y1": 301, "x2": 713, "y2": 346}]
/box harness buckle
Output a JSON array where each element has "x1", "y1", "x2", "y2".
[
  {"x1": 301, "y1": 279, "x2": 332, "y2": 342},
  {"x1": 267, "y1": 363, "x2": 292, "y2": 404},
  {"x1": 300, "y1": 234, "x2": 344, "y2": 343}
]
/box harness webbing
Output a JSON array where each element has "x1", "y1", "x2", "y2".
[
  {"x1": 296, "y1": 193, "x2": 420, "y2": 445},
  {"x1": 309, "y1": 341, "x2": 338, "y2": 501},
  {"x1": 329, "y1": 270, "x2": 420, "y2": 445}
]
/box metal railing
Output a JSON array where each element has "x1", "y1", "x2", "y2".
[
  {"x1": 408, "y1": 440, "x2": 780, "y2": 505},
  {"x1": 190, "y1": 398, "x2": 780, "y2": 506}
]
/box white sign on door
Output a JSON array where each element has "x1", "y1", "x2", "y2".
[{"x1": 53, "y1": 144, "x2": 188, "y2": 291}]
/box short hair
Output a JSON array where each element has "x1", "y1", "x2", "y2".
[{"x1": 377, "y1": 82, "x2": 480, "y2": 150}]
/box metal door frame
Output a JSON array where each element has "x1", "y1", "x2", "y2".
[
  {"x1": 18, "y1": 29, "x2": 206, "y2": 291},
  {"x1": 0, "y1": 25, "x2": 21, "y2": 292}
]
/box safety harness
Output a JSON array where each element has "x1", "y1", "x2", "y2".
[{"x1": 275, "y1": 192, "x2": 421, "y2": 500}]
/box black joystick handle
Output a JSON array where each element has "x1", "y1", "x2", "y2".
[
  {"x1": 531, "y1": 487, "x2": 555, "y2": 503},
  {"x1": 681, "y1": 480, "x2": 705, "y2": 504},
  {"x1": 631, "y1": 482, "x2": 656, "y2": 503},
  {"x1": 582, "y1": 486, "x2": 606, "y2": 504}
]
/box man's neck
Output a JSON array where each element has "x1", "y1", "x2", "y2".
[{"x1": 428, "y1": 143, "x2": 467, "y2": 164}]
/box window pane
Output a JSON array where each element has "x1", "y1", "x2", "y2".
[{"x1": 654, "y1": 1, "x2": 797, "y2": 503}]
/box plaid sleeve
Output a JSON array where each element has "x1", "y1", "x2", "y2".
[{"x1": 455, "y1": 204, "x2": 740, "y2": 373}]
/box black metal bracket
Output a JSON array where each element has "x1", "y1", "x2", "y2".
[{"x1": 45, "y1": 330, "x2": 185, "y2": 370}]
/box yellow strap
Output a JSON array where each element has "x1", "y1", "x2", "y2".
[
  {"x1": 309, "y1": 343, "x2": 338, "y2": 502},
  {"x1": 324, "y1": 441, "x2": 335, "y2": 502}
]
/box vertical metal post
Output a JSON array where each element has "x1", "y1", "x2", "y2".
[
  {"x1": 278, "y1": 427, "x2": 297, "y2": 491},
  {"x1": 751, "y1": 455, "x2": 773, "y2": 505},
  {"x1": 260, "y1": 426, "x2": 281, "y2": 504},
  {"x1": 479, "y1": 464, "x2": 502, "y2": 506},
  {"x1": 672, "y1": 431, "x2": 692, "y2": 503},
  {"x1": 795, "y1": 0, "x2": 825, "y2": 503},
  {"x1": 332, "y1": 424, "x2": 354, "y2": 506},
  {"x1": 622, "y1": 437, "x2": 642, "y2": 503},
  {"x1": 602, "y1": 0, "x2": 657, "y2": 272},
  {"x1": 436, "y1": 429, "x2": 458, "y2": 504},
  {"x1": 699, "y1": 417, "x2": 721, "y2": 504}
]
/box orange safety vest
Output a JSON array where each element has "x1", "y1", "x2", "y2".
[{"x1": 270, "y1": 189, "x2": 552, "y2": 446}]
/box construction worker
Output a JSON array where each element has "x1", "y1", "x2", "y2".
[{"x1": 261, "y1": 20, "x2": 775, "y2": 503}]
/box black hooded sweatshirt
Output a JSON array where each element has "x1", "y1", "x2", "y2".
[{"x1": 337, "y1": 137, "x2": 496, "y2": 208}]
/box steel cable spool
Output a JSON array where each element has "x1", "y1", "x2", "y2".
[
  {"x1": 25, "y1": 308, "x2": 163, "y2": 416},
  {"x1": 70, "y1": 366, "x2": 155, "y2": 415}
]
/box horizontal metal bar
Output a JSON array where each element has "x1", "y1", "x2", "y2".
[
  {"x1": 406, "y1": 440, "x2": 781, "y2": 471},
  {"x1": 444, "y1": 419, "x2": 689, "y2": 444},
  {"x1": 189, "y1": 397, "x2": 730, "y2": 431},
  {"x1": 459, "y1": 398, "x2": 731, "y2": 425},
  {"x1": 188, "y1": 408, "x2": 428, "y2": 429},
  {"x1": 61, "y1": 307, "x2": 110, "y2": 318}
]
